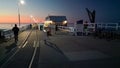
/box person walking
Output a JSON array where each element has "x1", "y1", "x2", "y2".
[{"x1": 12, "y1": 24, "x2": 19, "y2": 43}]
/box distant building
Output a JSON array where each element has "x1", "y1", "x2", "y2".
[{"x1": 44, "y1": 16, "x2": 67, "y2": 27}]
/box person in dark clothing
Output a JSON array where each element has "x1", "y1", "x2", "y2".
[
  {"x1": 55, "y1": 25, "x2": 58, "y2": 31},
  {"x1": 12, "y1": 24, "x2": 19, "y2": 43}
]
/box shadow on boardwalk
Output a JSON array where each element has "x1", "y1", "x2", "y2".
[
  {"x1": 44, "y1": 40, "x2": 64, "y2": 55},
  {"x1": 5, "y1": 42, "x2": 17, "y2": 53}
]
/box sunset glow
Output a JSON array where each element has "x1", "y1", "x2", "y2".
[
  {"x1": 0, "y1": 0, "x2": 120, "y2": 23},
  {"x1": 0, "y1": 15, "x2": 44, "y2": 23}
]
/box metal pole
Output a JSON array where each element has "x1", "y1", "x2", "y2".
[{"x1": 18, "y1": 5, "x2": 21, "y2": 27}]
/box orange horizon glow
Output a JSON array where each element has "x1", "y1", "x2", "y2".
[{"x1": 0, "y1": 15, "x2": 45, "y2": 23}]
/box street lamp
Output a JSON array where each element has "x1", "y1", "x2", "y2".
[
  {"x1": 20, "y1": 0, "x2": 25, "y2": 5},
  {"x1": 30, "y1": 15, "x2": 38, "y2": 23},
  {"x1": 18, "y1": 0, "x2": 25, "y2": 26}
]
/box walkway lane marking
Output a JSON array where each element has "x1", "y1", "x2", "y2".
[
  {"x1": 29, "y1": 40, "x2": 37, "y2": 68},
  {"x1": 37, "y1": 41, "x2": 39, "y2": 47},
  {"x1": 33, "y1": 41, "x2": 39, "y2": 47},
  {"x1": 1, "y1": 30, "x2": 32, "y2": 68},
  {"x1": 22, "y1": 41, "x2": 28, "y2": 48},
  {"x1": 33, "y1": 41, "x2": 36, "y2": 47}
]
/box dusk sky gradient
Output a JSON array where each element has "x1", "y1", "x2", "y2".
[{"x1": 0, "y1": 0, "x2": 120, "y2": 23}]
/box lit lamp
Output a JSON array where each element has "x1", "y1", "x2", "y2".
[
  {"x1": 63, "y1": 20, "x2": 67, "y2": 25},
  {"x1": 18, "y1": 0, "x2": 25, "y2": 26},
  {"x1": 49, "y1": 21, "x2": 53, "y2": 24}
]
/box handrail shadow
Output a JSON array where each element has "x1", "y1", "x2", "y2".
[{"x1": 44, "y1": 40, "x2": 64, "y2": 55}]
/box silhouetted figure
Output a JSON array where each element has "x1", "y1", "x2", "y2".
[
  {"x1": 29, "y1": 24, "x2": 32, "y2": 29},
  {"x1": 55, "y1": 25, "x2": 58, "y2": 31},
  {"x1": 12, "y1": 24, "x2": 19, "y2": 43}
]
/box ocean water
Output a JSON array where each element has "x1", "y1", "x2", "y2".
[
  {"x1": 0, "y1": 23, "x2": 29, "y2": 30},
  {"x1": 0, "y1": 23, "x2": 30, "y2": 38}
]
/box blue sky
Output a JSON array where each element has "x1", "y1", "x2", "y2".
[{"x1": 0, "y1": 0, "x2": 120, "y2": 23}]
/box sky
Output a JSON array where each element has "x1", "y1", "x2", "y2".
[{"x1": 0, "y1": 0, "x2": 120, "y2": 23}]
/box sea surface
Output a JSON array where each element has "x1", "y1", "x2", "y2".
[{"x1": 0, "y1": 23, "x2": 29, "y2": 30}]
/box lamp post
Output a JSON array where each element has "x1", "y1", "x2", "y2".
[{"x1": 18, "y1": 0, "x2": 25, "y2": 26}]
